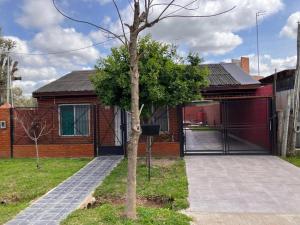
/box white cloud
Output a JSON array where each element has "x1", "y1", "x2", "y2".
[
  {"x1": 16, "y1": 0, "x2": 64, "y2": 29},
  {"x1": 32, "y1": 26, "x2": 100, "y2": 65},
  {"x1": 101, "y1": 0, "x2": 283, "y2": 55},
  {"x1": 280, "y1": 11, "x2": 300, "y2": 39},
  {"x1": 248, "y1": 54, "x2": 296, "y2": 76},
  {"x1": 6, "y1": 29, "x2": 100, "y2": 95}
]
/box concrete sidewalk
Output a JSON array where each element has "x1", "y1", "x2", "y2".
[
  {"x1": 6, "y1": 156, "x2": 122, "y2": 225},
  {"x1": 184, "y1": 156, "x2": 300, "y2": 225}
]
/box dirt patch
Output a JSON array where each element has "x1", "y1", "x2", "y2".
[
  {"x1": 0, "y1": 194, "x2": 21, "y2": 205},
  {"x1": 147, "y1": 159, "x2": 176, "y2": 167},
  {"x1": 92, "y1": 196, "x2": 173, "y2": 208}
]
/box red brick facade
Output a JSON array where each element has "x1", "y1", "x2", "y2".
[{"x1": 0, "y1": 95, "x2": 181, "y2": 158}]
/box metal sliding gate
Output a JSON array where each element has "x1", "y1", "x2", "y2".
[{"x1": 183, "y1": 97, "x2": 274, "y2": 155}]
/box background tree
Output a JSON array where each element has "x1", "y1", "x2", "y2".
[
  {"x1": 0, "y1": 28, "x2": 20, "y2": 105},
  {"x1": 0, "y1": 28, "x2": 16, "y2": 105},
  {"x1": 13, "y1": 86, "x2": 37, "y2": 107},
  {"x1": 53, "y1": 0, "x2": 235, "y2": 218}
]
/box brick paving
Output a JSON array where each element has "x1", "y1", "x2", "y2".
[
  {"x1": 185, "y1": 156, "x2": 300, "y2": 214},
  {"x1": 6, "y1": 156, "x2": 123, "y2": 225}
]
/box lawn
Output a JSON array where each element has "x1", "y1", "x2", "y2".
[
  {"x1": 0, "y1": 158, "x2": 90, "y2": 224},
  {"x1": 282, "y1": 156, "x2": 300, "y2": 167},
  {"x1": 62, "y1": 158, "x2": 191, "y2": 225}
]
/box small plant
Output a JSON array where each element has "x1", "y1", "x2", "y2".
[{"x1": 15, "y1": 108, "x2": 53, "y2": 169}]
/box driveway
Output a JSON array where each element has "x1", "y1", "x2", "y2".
[
  {"x1": 185, "y1": 129, "x2": 267, "y2": 153},
  {"x1": 185, "y1": 156, "x2": 300, "y2": 225}
]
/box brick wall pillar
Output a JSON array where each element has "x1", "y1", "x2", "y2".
[{"x1": 0, "y1": 103, "x2": 12, "y2": 158}]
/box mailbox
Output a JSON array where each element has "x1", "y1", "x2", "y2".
[
  {"x1": 141, "y1": 124, "x2": 160, "y2": 136},
  {"x1": 0, "y1": 121, "x2": 6, "y2": 129}
]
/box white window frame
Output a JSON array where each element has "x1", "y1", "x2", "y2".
[{"x1": 58, "y1": 104, "x2": 91, "y2": 137}]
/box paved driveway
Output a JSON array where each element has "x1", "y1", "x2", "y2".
[{"x1": 185, "y1": 156, "x2": 300, "y2": 224}]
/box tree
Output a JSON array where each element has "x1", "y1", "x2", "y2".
[
  {"x1": 92, "y1": 36, "x2": 209, "y2": 120},
  {"x1": 0, "y1": 28, "x2": 19, "y2": 105},
  {"x1": 15, "y1": 108, "x2": 52, "y2": 169},
  {"x1": 53, "y1": 0, "x2": 235, "y2": 218},
  {"x1": 13, "y1": 86, "x2": 37, "y2": 107}
]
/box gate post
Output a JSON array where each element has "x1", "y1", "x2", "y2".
[
  {"x1": 93, "y1": 104, "x2": 98, "y2": 157},
  {"x1": 0, "y1": 103, "x2": 12, "y2": 158},
  {"x1": 177, "y1": 104, "x2": 184, "y2": 157}
]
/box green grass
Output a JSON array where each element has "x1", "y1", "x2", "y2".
[
  {"x1": 61, "y1": 204, "x2": 190, "y2": 225},
  {"x1": 282, "y1": 156, "x2": 300, "y2": 167},
  {"x1": 62, "y1": 158, "x2": 190, "y2": 225},
  {"x1": 0, "y1": 158, "x2": 90, "y2": 224}
]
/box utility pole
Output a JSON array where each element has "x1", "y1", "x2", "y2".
[
  {"x1": 6, "y1": 53, "x2": 10, "y2": 104},
  {"x1": 256, "y1": 11, "x2": 266, "y2": 76}
]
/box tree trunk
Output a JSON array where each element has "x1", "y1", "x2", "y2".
[
  {"x1": 125, "y1": 1, "x2": 141, "y2": 219},
  {"x1": 34, "y1": 139, "x2": 40, "y2": 169}
]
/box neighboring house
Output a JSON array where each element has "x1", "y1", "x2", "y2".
[{"x1": 260, "y1": 69, "x2": 300, "y2": 149}]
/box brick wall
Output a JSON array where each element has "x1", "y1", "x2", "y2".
[
  {"x1": 13, "y1": 144, "x2": 93, "y2": 158},
  {"x1": 0, "y1": 104, "x2": 11, "y2": 158},
  {"x1": 138, "y1": 142, "x2": 180, "y2": 157},
  {"x1": 184, "y1": 103, "x2": 221, "y2": 126}
]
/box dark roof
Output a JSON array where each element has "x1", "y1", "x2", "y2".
[
  {"x1": 33, "y1": 70, "x2": 96, "y2": 96},
  {"x1": 259, "y1": 69, "x2": 296, "y2": 84},
  {"x1": 33, "y1": 63, "x2": 259, "y2": 97},
  {"x1": 202, "y1": 63, "x2": 259, "y2": 86}
]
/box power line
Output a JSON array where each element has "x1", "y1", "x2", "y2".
[{"x1": 2, "y1": 38, "x2": 114, "y2": 56}]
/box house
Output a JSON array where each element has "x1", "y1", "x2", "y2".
[
  {"x1": 260, "y1": 69, "x2": 300, "y2": 152},
  {"x1": 0, "y1": 57, "x2": 276, "y2": 158}
]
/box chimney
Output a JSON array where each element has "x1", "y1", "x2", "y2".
[{"x1": 240, "y1": 57, "x2": 250, "y2": 74}]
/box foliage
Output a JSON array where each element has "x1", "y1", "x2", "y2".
[
  {"x1": 92, "y1": 36, "x2": 209, "y2": 118},
  {"x1": 0, "y1": 158, "x2": 90, "y2": 224},
  {"x1": 13, "y1": 86, "x2": 37, "y2": 107},
  {"x1": 62, "y1": 204, "x2": 191, "y2": 225},
  {"x1": 0, "y1": 28, "x2": 17, "y2": 105}
]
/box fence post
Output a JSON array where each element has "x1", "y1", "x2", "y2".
[
  {"x1": 93, "y1": 104, "x2": 98, "y2": 157},
  {"x1": 10, "y1": 107, "x2": 14, "y2": 158}
]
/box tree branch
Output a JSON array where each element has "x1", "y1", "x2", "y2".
[
  {"x1": 112, "y1": 0, "x2": 128, "y2": 46},
  {"x1": 52, "y1": 0, "x2": 126, "y2": 45}
]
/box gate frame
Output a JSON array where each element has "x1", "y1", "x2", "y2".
[{"x1": 181, "y1": 96, "x2": 276, "y2": 156}]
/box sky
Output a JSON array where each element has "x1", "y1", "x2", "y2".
[{"x1": 0, "y1": 0, "x2": 299, "y2": 95}]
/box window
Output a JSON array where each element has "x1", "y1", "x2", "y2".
[
  {"x1": 59, "y1": 105, "x2": 90, "y2": 136},
  {"x1": 153, "y1": 107, "x2": 169, "y2": 132}
]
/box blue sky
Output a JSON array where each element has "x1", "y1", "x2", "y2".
[{"x1": 0, "y1": 0, "x2": 299, "y2": 95}]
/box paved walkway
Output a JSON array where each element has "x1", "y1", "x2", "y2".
[
  {"x1": 185, "y1": 156, "x2": 300, "y2": 224},
  {"x1": 6, "y1": 156, "x2": 123, "y2": 225}
]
